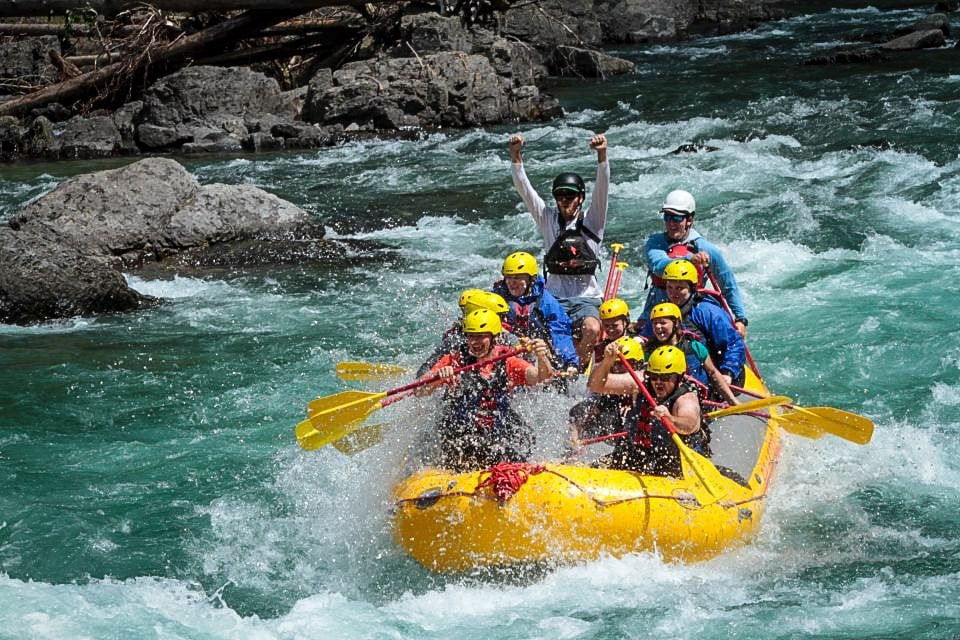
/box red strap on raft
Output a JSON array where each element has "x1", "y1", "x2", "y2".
[{"x1": 476, "y1": 462, "x2": 545, "y2": 503}]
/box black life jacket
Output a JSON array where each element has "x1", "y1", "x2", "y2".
[
  {"x1": 544, "y1": 214, "x2": 601, "y2": 276},
  {"x1": 612, "y1": 379, "x2": 710, "y2": 476},
  {"x1": 676, "y1": 295, "x2": 709, "y2": 344}
]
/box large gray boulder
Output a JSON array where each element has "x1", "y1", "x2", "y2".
[
  {"x1": 1, "y1": 158, "x2": 330, "y2": 325},
  {"x1": 139, "y1": 66, "x2": 296, "y2": 129},
  {"x1": 135, "y1": 66, "x2": 299, "y2": 151},
  {"x1": 57, "y1": 116, "x2": 123, "y2": 159},
  {"x1": 0, "y1": 226, "x2": 152, "y2": 325},
  {"x1": 880, "y1": 29, "x2": 946, "y2": 51},
  {"x1": 304, "y1": 52, "x2": 561, "y2": 129},
  {"x1": 394, "y1": 13, "x2": 549, "y2": 86},
  {"x1": 10, "y1": 158, "x2": 201, "y2": 261}
]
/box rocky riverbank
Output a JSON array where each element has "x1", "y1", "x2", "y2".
[
  {"x1": 0, "y1": 0, "x2": 786, "y2": 162},
  {"x1": 0, "y1": 157, "x2": 387, "y2": 324}
]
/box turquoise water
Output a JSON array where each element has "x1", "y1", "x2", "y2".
[{"x1": 2, "y1": 4, "x2": 960, "y2": 638}]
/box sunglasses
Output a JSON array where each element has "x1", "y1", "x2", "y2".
[
  {"x1": 662, "y1": 212, "x2": 689, "y2": 223},
  {"x1": 554, "y1": 192, "x2": 580, "y2": 202},
  {"x1": 647, "y1": 373, "x2": 677, "y2": 382}
]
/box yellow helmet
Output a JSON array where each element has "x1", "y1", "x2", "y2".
[
  {"x1": 614, "y1": 336, "x2": 645, "y2": 364},
  {"x1": 463, "y1": 291, "x2": 510, "y2": 315},
  {"x1": 646, "y1": 345, "x2": 686, "y2": 375},
  {"x1": 661, "y1": 259, "x2": 698, "y2": 286},
  {"x1": 501, "y1": 251, "x2": 539, "y2": 277},
  {"x1": 458, "y1": 289, "x2": 486, "y2": 311},
  {"x1": 599, "y1": 298, "x2": 630, "y2": 320},
  {"x1": 649, "y1": 302, "x2": 682, "y2": 322},
  {"x1": 462, "y1": 309, "x2": 502, "y2": 335}
]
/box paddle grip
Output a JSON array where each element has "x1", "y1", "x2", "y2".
[{"x1": 602, "y1": 244, "x2": 623, "y2": 301}]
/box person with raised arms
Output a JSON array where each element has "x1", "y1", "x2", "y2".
[
  {"x1": 492, "y1": 251, "x2": 579, "y2": 373},
  {"x1": 643, "y1": 302, "x2": 739, "y2": 405},
  {"x1": 416, "y1": 289, "x2": 517, "y2": 377},
  {"x1": 588, "y1": 343, "x2": 708, "y2": 476},
  {"x1": 508, "y1": 132, "x2": 609, "y2": 370},
  {"x1": 642, "y1": 189, "x2": 748, "y2": 337},
  {"x1": 643, "y1": 259, "x2": 746, "y2": 387},
  {"x1": 416, "y1": 309, "x2": 555, "y2": 471}
]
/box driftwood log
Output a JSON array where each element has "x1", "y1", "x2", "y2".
[
  {"x1": 0, "y1": 9, "x2": 305, "y2": 116},
  {"x1": 0, "y1": 0, "x2": 376, "y2": 17}
]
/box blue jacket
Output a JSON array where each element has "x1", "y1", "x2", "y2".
[
  {"x1": 641, "y1": 295, "x2": 745, "y2": 380},
  {"x1": 642, "y1": 228, "x2": 748, "y2": 323},
  {"x1": 493, "y1": 276, "x2": 579, "y2": 369}
]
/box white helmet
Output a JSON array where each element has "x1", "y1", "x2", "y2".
[{"x1": 661, "y1": 190, "x2": 696, "y2": 215}]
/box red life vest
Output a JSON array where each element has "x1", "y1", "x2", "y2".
[{"x1": 650, "y1": 241, "x2": 705, "y2": 289}]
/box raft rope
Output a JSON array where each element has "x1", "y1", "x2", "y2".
[
  {"x1": 396, "y1": 465, "x2": 770, "y2": 511},
  {"x1": 476, "y1": 462, "x2": 546, "y2": 503}
]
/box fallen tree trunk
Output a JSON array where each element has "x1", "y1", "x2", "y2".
[
  {"x1": 0, "y1": 16, "x2": 349, "y2": 37},
  {"x1": 66, "y1": 53, "x2": 123, "y2": 67},
  {"x1": 0, "y1": 23, "x2": 91, "y2": 35},
  {"x1": 0, "y1": 22, "x2": 159, "y2": 36},
  {"x1": 0, "y1": 9, "x2": 303, "y2": 116},
  {"x1": 197, "y1": 30, "x2": 355, "y2": 67},
  {"x1": 0, "y1": 0, "x2": 379, "y2": 17}
]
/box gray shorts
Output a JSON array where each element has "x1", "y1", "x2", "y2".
[{"x1": 556, "y1": 296, "x2": 601, "y2": 327}]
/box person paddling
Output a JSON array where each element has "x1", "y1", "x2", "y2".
[
  {"x1": 642, "y1": 190, "x2": 748, "y2": 337},
  {"x1": 508, "y1": 132, "x2": 609, "y2": 370},
  {"x1": 643, "y1": 259, "x2": 746, "y2": 387},
  {"x1": 567, "y1": 336, "x2": 644, "y2": 459},
  {"x1": 643, "y1": 302, "x2": 739, "y2": 405},
  {"x1": 492, "y1": 251, "x2": 579, "y2": 373},
  {"x1": 416, "y1": 309, "x2": 554, "y2": 471},
  {"x1": 588, "y1": 343, "x2": 708, "y2": 476},
  {"x1": 416, "y1": 289, "x2": 516, "y2": 377}
]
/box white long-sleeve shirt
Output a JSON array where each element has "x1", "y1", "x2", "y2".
[{"x1": 510, "y1": 160, "x2": 610, "y2": 299}]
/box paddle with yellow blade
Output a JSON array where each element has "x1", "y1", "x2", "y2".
[
  {"x1": 731, "y1": 384, "x2": 874, "y2": 445},
  {"x1": 618, "y1": 353, "x2": 729, "y2": 498},
  {"x1": 705, "y1": 395, "x2": 792, "y2": 420},
  {"x1": 297, "y1": 347, "x2": 526, "y2": 451},
  {"x1": 335, "y1": 361, "x2": 408, "y2": 382}
]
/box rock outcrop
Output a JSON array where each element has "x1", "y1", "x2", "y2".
[
  {"x1": 0, "y1": 0, "x2": 784, "y2": 161},
  {"x1": 804, "y1": 10, "x2": 952, "y2": 65},
  {"x1": 0, "y1": 157, "x2": 336, "y2": 325}
]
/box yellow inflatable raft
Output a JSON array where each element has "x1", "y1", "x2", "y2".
[{"x1": 392, "y1": 369, "x2": 781, "y2": 572}]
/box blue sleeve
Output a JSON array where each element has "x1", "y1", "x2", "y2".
[
  {"x1": 539, "y1": 294, "x2": 579, "y2": 368},
  {"x1": 639, "y1": 317, "x2": 653, "y2": 341},
  {"x1": 697, "y1": 237, "x2": 748, "y2": 322},
  {"x1": 644, "y1": 233, "x2": 674, "y2": 276},
  {"x1": 695, "y1": 305, "x2": 746, "y2": 376}
]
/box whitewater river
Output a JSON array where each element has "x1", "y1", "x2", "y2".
[{"x1": 2, "y1": 3, "x2": 959, "y2": 638}]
